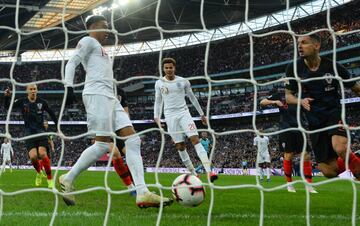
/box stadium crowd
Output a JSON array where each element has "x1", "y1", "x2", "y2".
[
  {"x1": 0, "y1": 4, "x2": 359, "y2": 88},
  {"x1": 1, "y1": 109, "x2": 359, "y2": 171}
]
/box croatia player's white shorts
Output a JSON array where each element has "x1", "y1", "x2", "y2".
[
  {"x1": 165, "y1": 110, "x2": 198, "y2": 143},
  {"x1": 257, "y1": 153, "x2": 271, "y2": 164},
  {"x1": 83, "y1": 95, "x2": 132, "y2": 136}
]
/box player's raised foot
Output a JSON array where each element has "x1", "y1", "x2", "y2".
[
  {"x1": 287, "y1": 185, "x2": 296, "y2": 193},
  {"x1": 35, "y1": 172, "x2": 42, "y2": 186},
  {"x1": 210, "y1": 172, "x2": 218, "y2": 183},
  {"x1": 47, "y1": 179, "x2": 54, "y2": 189},
  {"x1": 306, "y1": 185, "x2": 318, "y2": 194},
  {"x1": 136, "y1": 191, "x2": 173, "y2": 209},
  {"x1": 59, "y1": 174, "x2": 75, "y2": 206}
]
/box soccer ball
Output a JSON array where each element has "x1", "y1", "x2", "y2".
[{"x1": 172, "y1": 174, "x2": 205, "y2": 207}]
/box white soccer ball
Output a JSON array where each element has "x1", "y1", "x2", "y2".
[{"x1": 172, "y1": 174, "x2": 205, "y2": 207}]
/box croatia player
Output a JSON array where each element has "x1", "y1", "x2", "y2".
[
  {"x1": 285, "y1": 34, "x2": 360, "y2": 180},
  {"x1": 253, "y1": 132, "x2": 271, "y2": 182},
  {"x1": 60, "y1": 15, "x2": 172, "y2": 207},
  {"x1": 154, "y1": 57, "x2": 218, "y2": 182},
  {"x1": 0, "y1": 138, "x2": 14, "y2": 174},
  {"x1": 261, "y1": 88, "x2": 317, "y2": 193},
  {"x1": 4, "y1": 84, "x2": 57, "y2": 188}
]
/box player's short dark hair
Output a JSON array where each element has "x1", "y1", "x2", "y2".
[
  {"x1": 86, "y1": 15, "x2": 107, "y2": 29},
  {"x1": 309, "y1": 34, "x2": 321, "y2": 44},
  {"x1": 162, "y1": 57, "x2": 176, "y2": 66}
]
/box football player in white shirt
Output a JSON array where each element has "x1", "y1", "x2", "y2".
[
  {"x1": 0, "y1": 138, "x2": 14, "y2": 175},
  {"x1": 253, "y1": 132, "x2": 271, "y2": 182},
  {"x1": 60, "y1": 15, "x2": 172, "y2": 208},
  {"x1": 154, "y1": 57, "x2": 218, "y2": 182}
]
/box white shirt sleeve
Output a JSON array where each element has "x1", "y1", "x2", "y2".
[
  {"x1": 154, "y1": 81, "x2": 163, "y2": 119},
  {"x1": 64, "y1": 37, "x2": 95, "y2": 87},
  {"x1": 185, "y1": 80, "x2": 204, "y2": 116},
  {"x1": 0, "y1": 144, "x2": 3, "y2": 155},
  {"x1": 253, "y1": 137, "x2": 257, "y2": 146}
]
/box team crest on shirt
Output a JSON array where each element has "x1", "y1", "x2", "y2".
[
  {"x1": 37, "y1": 103, "x2": 42, "y2": 110},
  {"x1": 324, "y1": 73, "x2": 334, "y2": 84},
  {"x1": 176, "y1": 82, "x2": 182, "y2": 89}
]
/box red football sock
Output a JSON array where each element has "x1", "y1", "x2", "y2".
[
  {"x1": 337, "y1": 157, "x2": 346, "y2": 174},
  {"x1": 38, "y1": 160, "x2": 43, "y2": 170},
  {"x1": 283, "y1": 159, "x2": 292, "y2": 182},
  {"x1": 41, "y1": 156, "x2": 52, "y2": 180},
  {"x1": 112, "y1": 158, "x2": 132, "y2": 186},
  {"x1": 348, "y1": 152, "x2": 360, "y2": 179},
  {"x1": 31, "y1": 159, "x2": 41, "y2": 173},
  {"x1": 303, "y1": 161, "x2": 313, "y2": 183}
]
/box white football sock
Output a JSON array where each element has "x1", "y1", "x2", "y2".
[
  {"x1": 258, "y1": 167, "x2": 264, "y2": 180},
  {"x1": 266, "y1": 167, "x2": 271, "y2": 179},
  {"x1": 125, "y1": 135, "x2": 149, "y2": 195},
  {"x1": 178, "y1": 149, "x2": 197, "y2": 176},
  {"x1": 194, "y1": 143, "x2": 211, "y2": 173},
  {"x1": 65, "y1": 141, "x2": 109, "y2": 184}
]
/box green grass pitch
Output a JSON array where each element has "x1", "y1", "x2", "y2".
[{"x1": 0, "y1": 170, "x2": 359, "y2": 226}]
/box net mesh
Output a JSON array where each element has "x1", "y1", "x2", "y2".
[{"x1": 0, "y1": 0, "x2": 359, "y2": 225}]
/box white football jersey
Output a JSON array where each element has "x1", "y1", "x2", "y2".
[
  {"x1": 65, "y1": 36, "x2": 115, "y2": 98},
  {"x1": 154, "y1": 76, "x2": 203, "y2": 118},
  {"x1": 253, "y1": 136, "x2": 269, "y2": 155},
  {"x1": 1, "y1": 143, "x2": 13, "y2": 158}
]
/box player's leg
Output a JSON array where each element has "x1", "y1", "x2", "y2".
[
  {"x1": 60, "y1": 95, "x2": 114, "y2": 205},
  {"x1": 175, "y1": 142, "x2": 197, "y2": 176},
  {"x1": 28, "y1": 148, "x2": 42, "y2": 186},
  {"x1": 265, "y1": 162, "x2": 271, "y2": 182},
  {"x1": 180, "y1": 112, "x2": 217, "y2": 181},
  {"x1": 167, "y1": 114, "x2": 197, "y2": 176},
  {"x1": 8, "y1": 159, "x2": 12, "y2": 172},
  {"x1": 114, "y1": 102, "x2": 172, "y2": 208},
  {"x1": 327, "y1": 111, "x2": 360, "y2": 179},
  {"x1": 110, "y1": 140, "x2": 136, "y2": 196},
  {"x1": 38, "y1": 144, "x2": 53, "y2": 188},
  {"x1": 332, "y1": 135, "x2": 360, "y2": 180},
  {"x1": 303, "y1": 152, "x2": 318, "y2": 193},
  {"x1": 280, "y1": 131, "x2": 294, "y2": 184},
  {"x1": 0, "y1": 158, "x2": 6, "y2": 175},
  {"x1": 310, "y1": 129, "x2": 339, "y2": 178},
  {"x1": 257, "y1": 162, "x2": 264, "y2": 182}
]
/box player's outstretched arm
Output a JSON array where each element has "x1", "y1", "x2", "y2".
[
  {"x1": 4, "y1": 88, "x2": 22, "y2": 109},
  {"x1": 153, "y1": 81, "x2": 163, "y2": 127},
  {"x1": 185, "y1": 80, "x2": 204, "y2": 116},
  {"x1": 260, "y1": 98, "x2": 283, "y2": 107},
  {"x1": 285, "y1": 89, "x2": 313, "y2": 111}
]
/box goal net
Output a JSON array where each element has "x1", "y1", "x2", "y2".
[{"x1": 0, "y1": 0, "x2": 359, "y2": 225}]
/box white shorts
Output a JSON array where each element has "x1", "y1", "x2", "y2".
[
  {"x1": 83, "y1": 95, "x2": 132, "y2": 136},
  {"x1": 165, "y1": 111, "x2": 198, "y2": 143},
  {"x1": 257, "y1": 153, "x2": 271, "y2": 164},
  {"x1": 3, "y1": 156, "x2": 11, "y2": 162}
]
